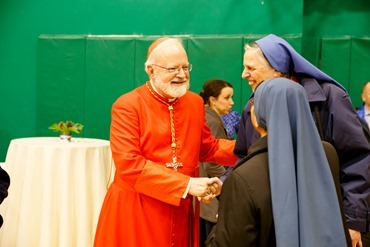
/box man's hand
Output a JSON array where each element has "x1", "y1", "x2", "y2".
[
  {"x1": 207, "y1": 177, "x2": 222, "y2": 196},
  {"x1": 188, "y1": 177, "x2": 223, "y2": 197},
  {"x1": 349, "y1": 229, "x2": 362, "y2": 247}
]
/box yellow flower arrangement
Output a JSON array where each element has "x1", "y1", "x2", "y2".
[{"x1": 49, "y1": 121, "x2": 84, "y2": 135}]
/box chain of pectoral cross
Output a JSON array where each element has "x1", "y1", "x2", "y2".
[
  {"x1": 165, "y1": 105, "x2": 183, "y2": 171},
  {"x1": 146, "y1": 82, "x2": 183, "y2": 171}
]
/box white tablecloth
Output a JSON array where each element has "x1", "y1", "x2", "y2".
[{"x1": 0, "y1": 137, "x2": 115, "y2": 247}]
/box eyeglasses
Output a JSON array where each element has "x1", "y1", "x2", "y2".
[{"x1": 152, "y1": 64, "x2": 192, "y2": 74}]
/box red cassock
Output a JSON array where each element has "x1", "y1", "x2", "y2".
[{"x1": 94, "y1": 82, "x2": 238, "y2": 247}]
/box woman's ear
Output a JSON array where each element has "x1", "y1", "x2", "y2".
[
  {"x1": 251, "y1": 105, "x2": 267, "y2": 137},
  {"x1": 209, "y1": 96, "x2": 217, "y2": 106},
  {"x1": 250, "y1": 105, "x2": 258, "y2": 129}
]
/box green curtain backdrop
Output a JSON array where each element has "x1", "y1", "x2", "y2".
[
  {"x1": 1, "y1": 0, "x2": 369, "y2": 161},
  {"x1": 36, "y1": 34, "x2": 369, "y2": 143}
]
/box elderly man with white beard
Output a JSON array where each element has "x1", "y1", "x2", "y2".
[{"x1": 94, "y1": 37, "x2": 238, "y2": 247}]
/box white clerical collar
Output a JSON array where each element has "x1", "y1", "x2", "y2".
[{"x1": 149, "y1": 80, "x2": 177, "y2": 102}]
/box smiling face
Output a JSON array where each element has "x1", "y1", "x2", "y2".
[
  {"x1": 241, "y1": 45, "x2": 279, "y2": 92},
  {"x1": 210, "y1": 86, "x2": 234, "y2": 116},
  {"x1": 146, "y1": 39, "x2": 190, "y2": 99}
]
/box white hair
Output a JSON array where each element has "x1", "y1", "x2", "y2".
[{"x1": 144, "y1": 38, "x2": 183, "y2": 73}]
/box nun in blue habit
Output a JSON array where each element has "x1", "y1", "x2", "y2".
[
  {"x1": 213, "y1": 78, "x2": 348, "y2": 247},
  {"x1": 254, "y1": 79, "x2": 348, "y2": 246},
  {"x1": 234, "y1": 34, "x2": 370, "y2": 244}
]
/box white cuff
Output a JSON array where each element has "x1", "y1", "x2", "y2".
[{"x1": 182, "y1": 177, "x2": 192, "y2": 198}]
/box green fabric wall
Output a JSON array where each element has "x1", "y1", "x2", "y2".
[
  {"x1": 302, "y1": 0, "x2": 370, "y2": 103},
  {"x1": 320, "y1": 37, "x2": 370, "y2": 104},
  {"x1": 36, "y1": 34, "x2": 369, "y2": 143},
  {"x1": 36, "y1": 35, "x2": 303, "y2": 140},
  {"x1": 1, "y1": 0, "x2": 369, "y2": 161},
  {"x1": 302, "y1": 0, "x2": 370, "y2": 64},
  {"x1": 1, "y1": 0, "x2": 303, "y2": 161}
]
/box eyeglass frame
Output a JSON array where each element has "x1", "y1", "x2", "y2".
[{"x1": 151, "y1": 64, "x2": 192, "y2": 74}]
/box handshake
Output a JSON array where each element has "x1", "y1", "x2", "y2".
[{"x1": 189, "y1": 177, "x2": 223, "y2": 204}]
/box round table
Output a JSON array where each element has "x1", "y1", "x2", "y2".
[{"x1": 0, "y1": 137, "x2": 115, "y2": 247}]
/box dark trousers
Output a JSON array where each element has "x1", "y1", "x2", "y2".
[
  {"x1": 200, "y1": 218, "x2": 216, "y2": 247},
  {"x1": 362, "y1": 231, "x2": 370, "y2": 247}
]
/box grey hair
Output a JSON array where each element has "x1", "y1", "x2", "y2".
[
  {"x1": 244, "y1": 43, "x2": 273, "y2": 69},
  {"x1": 244, "y1": 43, "x2": 290, "y2": 78}
]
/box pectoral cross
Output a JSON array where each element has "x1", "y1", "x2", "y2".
[{"x1": 166, "y1": 156, "x2": 183, "y2": 171}]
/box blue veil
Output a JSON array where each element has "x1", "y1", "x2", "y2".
[
  {"x1": 255, "y1": 34, "x2": 347, "y2": 92},
  {"x1": 253, "y1": 78, "x2": 347, "y2": 247}
]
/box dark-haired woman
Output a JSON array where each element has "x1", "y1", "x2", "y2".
[{"x1": 199, "y1": 79, "x2": 235, "y2": 246}]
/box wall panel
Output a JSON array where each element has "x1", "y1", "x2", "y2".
[
  {"x1": 320, "y1": 37, "x2": 351, "y2": 91},
  {"x1": 36, "y1": 34, "x2": 309, "y2": 143},
  {"x1": 187, "y1": 36, "x2": 244, "y2": 112},
  {"x1": 84, "y1": 36, "x2": 137, "y2": 139},
  {"x1": 320, "y1": 36, "x2": 370, "y2": 108},
  {"x1": 36, "y1": 35, "x2": 86, "y2": 137}
]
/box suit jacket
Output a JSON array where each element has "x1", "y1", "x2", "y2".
[{"x1": 356, "y1": 104, "x2": 370, "y2": 129}]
